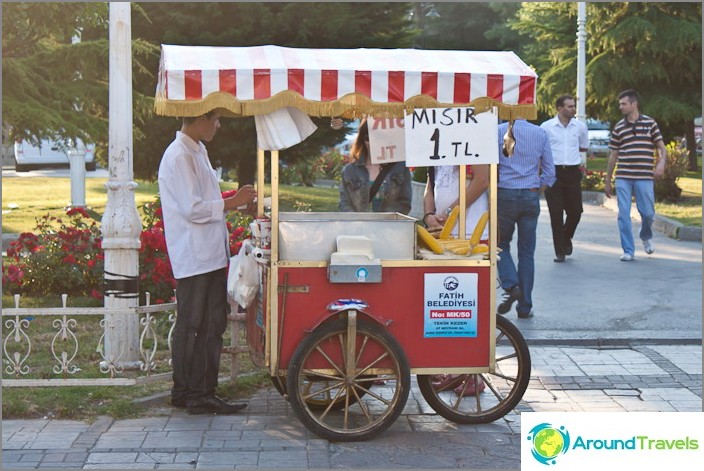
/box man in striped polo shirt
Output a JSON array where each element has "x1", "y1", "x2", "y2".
[{"x1": 605, "y1": 90, "x2": 667, "y2": 261}]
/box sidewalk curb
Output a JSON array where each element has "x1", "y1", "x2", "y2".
[{"x1": 583, "y1": 190, "x2": 702, "y2": 241}]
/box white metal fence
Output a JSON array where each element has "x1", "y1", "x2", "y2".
[{"x1": 2, "y1": 294, "x2": 249, "y2": 387}]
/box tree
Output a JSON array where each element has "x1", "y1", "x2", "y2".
[
  {"x1": 587, "y1": 3, "x2": 701, "y2": 170},
  {"x1": 131, "y1": 2, "x2": 417, "y2": 182},
  {"x1": 509, "y1": 2, "x2": 702, "y2": 169},
  {"x1": 1, "y1": 2, "x2": 156, "y2": 165}
]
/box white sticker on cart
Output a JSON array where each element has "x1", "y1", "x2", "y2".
[{"x1": 424, "y1": 273, "x2": 478, "y2": 338}]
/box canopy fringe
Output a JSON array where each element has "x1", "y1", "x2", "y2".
[{"x1": 154, "y1": 90, "x2": 537, "y2": 121}]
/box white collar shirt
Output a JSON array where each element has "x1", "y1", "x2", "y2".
[
  {"x1": 540, "y1": 116, "x2": 588, "y2": 166},
  {"x1": 158, "y1": 131, "x2": 228, "y2": 279}
]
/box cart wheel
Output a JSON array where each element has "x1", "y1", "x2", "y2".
[
  {"x1": 417, "y1": 315, "x2": 531, "y2": 424},
  {"x1": 270, "y1": 373, "x2": 370, "y2": 410},
  {"x1": 287, "y1": 316, "x2": 410, "y2": 441}
]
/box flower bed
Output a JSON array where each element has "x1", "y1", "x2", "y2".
[{"x1": 3, "y1": 193, "x2": 252, "y2": 303}]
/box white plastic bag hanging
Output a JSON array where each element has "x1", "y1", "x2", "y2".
[{"x1": 227, "y1": 240, "x2": 259, "y2": 308}]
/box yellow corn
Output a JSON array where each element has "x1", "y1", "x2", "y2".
[
  {"x1": 416, "y1": 225, "x2": 444, "y2": 254},
  {"x1": 450, "y1": 245, "x2": 471, "y2": 255},
  {"x1": 469, "y1": 211, "x2": 489, "y2": 247},
  {"x1": 439, "y1": 206, "x2": 460, "y2": 240},
  {"x1": 438, "y1": 239, "x2": 473, "y2": 249},
  {"x1": 471, "y1": 243, "x2": 489, "y2": 254}
]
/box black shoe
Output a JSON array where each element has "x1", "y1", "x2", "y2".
[
  {"x1": 187, "y1": 396, "x2": 247, "y2": 415},
  {"x1": 498, "y1": 286, "x2": 523, "y2": 315},
  {"x1": 564, "y1": 238, "x2": 573, "y2": 256},
  {"x1": 517, "y1": 310, "x2": 534, "y2": 319},
  {"x1": 554, "y1": 254, "x2": 565, "y2": 263}
]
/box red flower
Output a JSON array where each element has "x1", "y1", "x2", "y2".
[
  {"x1": 62, "y1": 254, "x2": 77, "y2": 264},
  {"x1": 90, "y1": 289, "x2": 102, "y2": 299},
  {"x1": 222, "y1": 189, "x2": 237, "y2": 199},
  {"x1": 66, "y1": 207, "x2": 90, "y2": 218}
]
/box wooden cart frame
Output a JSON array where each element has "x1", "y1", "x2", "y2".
[{"x1": 156, "y1": 44, "x2": 536, "y2": 440}]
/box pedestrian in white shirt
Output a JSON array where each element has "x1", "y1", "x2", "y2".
[
  {"x1": 158, "y1": 110, "x2": 256, "y2": 415},
  {"x1": 540, "y1": 95, "x2": 588, "y2": 262}
]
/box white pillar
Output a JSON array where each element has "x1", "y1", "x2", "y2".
[
  {"x1": 68, "y1": 149, "x2": 86, "y2": 207},
  {"x1": 69, "y1": 32, "x2": 86, "y2": 207},
  {"x1": 101, "y1": 2, "x2": 142, "y2": 369},
  {"x1": 576, "y1": 2, "x2": 587, "y2": 164},
  {"x1": 576, "y1": 2, "x2": 587, "y2": 123}
]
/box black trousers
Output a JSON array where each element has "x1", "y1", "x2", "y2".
[
  {"x1": 545, "y1": 165, "x2": 583, "y2": 256},
  {"x1": 172, "y1": 268, "x2": 228, "y2": 403}
]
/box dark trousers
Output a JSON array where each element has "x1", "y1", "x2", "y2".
[
  {"x1": 545, "y1": 165, "x2": 583, "y2": 256},
  {"x1": 172, "y1": 268, "x2": 228, "y2": 403}
]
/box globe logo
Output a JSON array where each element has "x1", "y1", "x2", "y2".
[
  {"x1": 527, "y1": 423, "x2": 570, "y2": 465},
  {"x1": 443, "y1": 276, "x2": 459, "y2": 291}
]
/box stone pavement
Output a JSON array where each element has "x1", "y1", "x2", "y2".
[
  {"x1": 2, "y1": 199, "x2": 702, "y2": 470},
  {"x1": 2, "y1": 344, "x2": 701, "y2": 470}
]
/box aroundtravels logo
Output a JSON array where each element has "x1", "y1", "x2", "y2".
[{"x1": 526, "y1": 423, "x2": 571, "y2": 465}]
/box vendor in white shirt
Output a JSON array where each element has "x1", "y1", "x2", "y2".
[
  {"x1": 540, "y1": 95, "x2": 588, "y2": 263},
  {"x1": 158, "y1": 110, "x2": 256, "y2": 415}
]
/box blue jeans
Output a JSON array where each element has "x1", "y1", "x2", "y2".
[
  {"x1": 615, "y1": 178, "x2": 654, "y2": 256},
  {"x1": 497, "y1": 188, "x2": 540, "y2": 316}
]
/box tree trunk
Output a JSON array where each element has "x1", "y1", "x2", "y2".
[{"x1": 685, "y1": 119, "x2": 698, "y2": 171}]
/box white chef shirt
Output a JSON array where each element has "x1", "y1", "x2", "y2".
[
  {"x1": 540, "y1": 116, "x2": 588, "y2": 166},
  {"x1": 158, "y1": 131, "x2": 229, "y2": 279}
]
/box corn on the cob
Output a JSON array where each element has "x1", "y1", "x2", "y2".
[
  {"x1": 449, "y1": 245, "x2": 472, "y2": 255},
  {"x1": 469, "y1": 211, "x2": 489, "y2": 247},
  {"x1": 439, "y1": 206, "x2": 460, "y2": 240},
  {"x1": 438, "y1": 239, "x2": 473, "y2": 249},
  {"x1": 416, "y1": 225, "x2": 444, "y2": 254},
  {"x1": 471, "y1": 243, "x2": 489, "y2": 254}
]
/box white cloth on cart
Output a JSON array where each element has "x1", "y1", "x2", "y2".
[{"x1": 254, "y1": 107, "x2": 317, "y2": 150}]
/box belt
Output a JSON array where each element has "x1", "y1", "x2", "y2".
[
  {"x1": 498, "y1": 187, "x2": 540, "y2": 192},
  {"x1": 555, "y1": 164, "x2": 581, "y2": 170}
]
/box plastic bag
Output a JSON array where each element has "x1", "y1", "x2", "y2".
[{"x1": 227, "y1": 240, "x2": 259, "y2": 308}]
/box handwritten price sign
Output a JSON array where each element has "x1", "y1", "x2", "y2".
[
  {"x1": 367, "y1": 117, "x2": 406, "y2": 164},
  {"x1": 404, "y1": 107, "x2": 499, "y2": 167}
]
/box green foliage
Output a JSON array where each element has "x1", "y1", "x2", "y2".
[
  {"x1": 130, "y1": 2, "x2": 416, "y2": 181},
  {"x1": 3, "y1": 208, "x2": 103, "y2": 298},
  {"x1": 654, "y1": 142, "x2": 690, "y2": 202},
  {"x1": 580, "y1": 166, "x2": 606, "y2": 192},
  {"x1": 281, "y1": 149, "x2": 346, "y2": 186},
  {"x1": 1, "y1": 3, "x2": 158, "y2": 168},
  {"x1": 412, "y1": 167, "x2": 428, "y2": 184},
  {"x1": 508, "y1": 2, "x2": 701, "y2": 143}
]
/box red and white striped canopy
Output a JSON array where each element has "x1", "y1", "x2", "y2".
[{"x1": 155, "y1": 44, "x2": 538, "y2": 119}]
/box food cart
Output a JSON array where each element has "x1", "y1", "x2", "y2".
[{"x1": 155, "y1": 44, "x2": 536, "y2": 441}]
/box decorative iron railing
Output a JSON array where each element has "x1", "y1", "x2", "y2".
[{"x1": 2, "y1": 294, "x2": 177, "y2": 387}]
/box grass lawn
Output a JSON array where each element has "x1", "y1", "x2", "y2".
[
  {"x1": 584, "y1": 155, "x2": 701, "y2": 226},
  {"x1": 2, "y1": 177, "x2": 341, "y2": 234}
]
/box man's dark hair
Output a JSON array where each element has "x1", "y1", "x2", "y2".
[
  {"x1": 182, "y1": 110, "x2": 217, "y2": 125},
  {"x1": 618, "y1": 89, "x2": 639, "y2": 103},
  {"x1": 555, "y1": 94, "x2": 575, "y2": 109}
]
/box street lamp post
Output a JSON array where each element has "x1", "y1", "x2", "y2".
[
  {"x1": 576, "y1": 2, "x2": 587, "y2": 165},
  {"x1": 101, "y1": 2, "x2": 142, "y2": 369}
]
